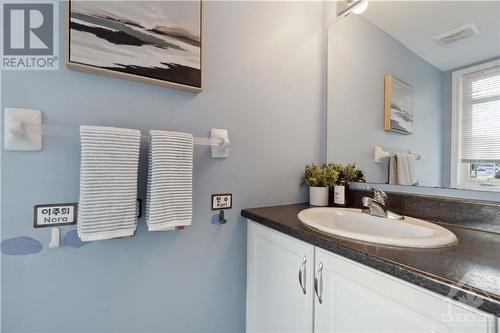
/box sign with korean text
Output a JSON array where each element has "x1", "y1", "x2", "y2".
[{"x1": 34, "y1": 203, "x2": 77, "y2": 228}]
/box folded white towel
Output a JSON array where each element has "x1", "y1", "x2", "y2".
[
  {"x1": 407, "y1": 154, "x2": 418, "y2": 186},
  {"x1": 78, "y1": 126, "x2": 141, "y2": 241},
  {"x1": 146, "y1": 131, "x2": 193, "y2": 231},
  {"x1": 395, "y1": 153, "x2": 418, "y2": 186}
]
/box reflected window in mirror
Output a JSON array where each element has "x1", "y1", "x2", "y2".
[{"x1": 452, "y1": 59, "x2": 500, "y2": 191}]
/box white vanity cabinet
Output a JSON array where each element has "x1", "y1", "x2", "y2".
[
  {"x1": 313, "y1": 247, "x2": 496, "y2": 333},
  {"x1": 246, "y1": 221, "x2": 498, "y2": 333},
  {"x1": 246, "y1": 221, "x2": 315, "y2": 332}
]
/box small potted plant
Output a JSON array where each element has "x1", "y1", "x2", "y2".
[
  {"x1": 328, "y1": 163, "x2": 365, "y2": 206},
  {"x1": 302, "y1": 164, "x2": 338, "y2": 206},
  {"x1": 342, "y1": 163, "x2": 366, "y2": 183}
]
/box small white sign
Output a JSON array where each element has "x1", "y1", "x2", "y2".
[
  {"x1": 212, "y1": 194, "x2": 232, "y2": 210},
  {"x1": 34, "y1": 203, "x2": 77, "y2": 228}
]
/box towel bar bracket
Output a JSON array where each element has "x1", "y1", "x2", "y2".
[
  {"x1": 4, "y1": 107, "x2": 229, "y2": 159},
  {"x1": 210, "y1": 129, "x2": 229, "y2": 159},
  {"x1": 374, "y1": 146, "x2": 421, "y2": 163},
  {"x1": 4, "y1": 107, "x2": 42, "y2": 151}
]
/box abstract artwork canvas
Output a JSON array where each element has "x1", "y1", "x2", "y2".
[
  {"x1": 384, "y1": 75, "x2": 414, "y2": 134},
  {"x1": 66, "y1": 1, "x2": 202, "y2": 92}
]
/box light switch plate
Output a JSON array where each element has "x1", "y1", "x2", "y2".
[
  {"x1": 212, "y1": 193, "x2": 232, "y2": 210},
  {"x1": 4, "y1": 107, "x2": 42, "y2": 151}
]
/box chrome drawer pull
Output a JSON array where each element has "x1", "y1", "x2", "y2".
[
  {"x1": 298, "y1": 255, "x2": 307, "y2": 295},
  {"x1": 314, "y1": 262, "x2": 323, "y2": 304}
]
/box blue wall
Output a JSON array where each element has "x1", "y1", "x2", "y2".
[{"x1": 0, "y1": 1, "x2": 324, "y2": 332}]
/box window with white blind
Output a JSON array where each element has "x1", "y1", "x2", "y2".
[{"x1": 451, "y1": 59, "x2": 500, "y2": 191}]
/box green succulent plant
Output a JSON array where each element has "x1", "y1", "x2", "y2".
[
  {"x1": 302, "y1": 163, "x2": 339, "y2": 187},
  {"x1": 342, "y1": 163, "x2": 359, "y2": 182},
  {"x1": 327, "y1": 162, "x2": 366, "y2": 182}
]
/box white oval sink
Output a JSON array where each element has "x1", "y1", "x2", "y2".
[{"x1": 297, "y1": 208, "x2": 457, "y2": 248}]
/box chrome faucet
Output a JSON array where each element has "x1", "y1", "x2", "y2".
[{"x1": 362, "y1": 187, "x2": 404, "y2": 220}]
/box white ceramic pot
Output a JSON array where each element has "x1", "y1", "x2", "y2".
[{"x1": 309, "y1": 186, "x2": 329, "y2": 206}]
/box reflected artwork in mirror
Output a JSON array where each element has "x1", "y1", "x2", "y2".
[
  {"x1": 384, "y1": 75, "x2": 414, "y2": 134},
  {"x1": 327, "y1": 1, "x2": 500, "y2": 193}
]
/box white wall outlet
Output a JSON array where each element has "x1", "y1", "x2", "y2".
[{"x1": 212, "y1": 194, "x2": 232, "y2": 210}]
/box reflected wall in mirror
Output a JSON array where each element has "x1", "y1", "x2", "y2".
[{"x1": 327, "y1": 1, "x2": 500, "y2": 192}]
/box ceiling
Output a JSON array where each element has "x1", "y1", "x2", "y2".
[{"x1": 361, "y1": 1, "x2": 500, "y2": 71}]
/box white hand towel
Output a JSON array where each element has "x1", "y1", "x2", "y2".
[
  {"x1": 395, "y1": 153, "x2": 418, "y2": 186},
  {"x1": 146, "y1": 131, "x2": 193, "y2": 231},
  {"x1": 407, "y1": 154, "x2": 418, "y2": 186},
  {"x1": 388, "y1": 156, "x2": 398, "y2": 185},
  {"x1": 78, "y1": 126, "x2": 141, "y2": 241}
]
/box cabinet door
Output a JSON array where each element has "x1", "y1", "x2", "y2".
[
  {"x1": 313, "y1": 248, "x2": 496, "y2": 333},
  {"x1": 246, "y1": 221, "x2": 314, "y2": 333}
]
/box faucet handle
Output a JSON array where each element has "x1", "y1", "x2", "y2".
[{"x1": 367, "y1": 186, "x2": 387, "y2": 205}]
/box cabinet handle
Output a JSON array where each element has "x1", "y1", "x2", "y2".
[
  {"x1": 314, "y1": 262, "x2": 323, "y2": 304},
  {"x1": 298, "y1": 255, "x2": 307, "y2": 295}
]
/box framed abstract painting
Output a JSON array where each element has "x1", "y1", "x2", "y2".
[
  {"x1": 384, "y1": 75, "x2": 414, "y2": 134},
  {"x1": 66, "y1": 1, "x2": 202, "y2": 92}
]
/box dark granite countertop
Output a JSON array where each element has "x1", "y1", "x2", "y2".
[{"x1": 241, "y1": 203, "x2": 500, "y2": 317}]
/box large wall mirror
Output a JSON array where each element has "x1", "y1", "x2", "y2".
[{"x1": 327, "y1": 1, "x2": 500, "y2": 196}]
